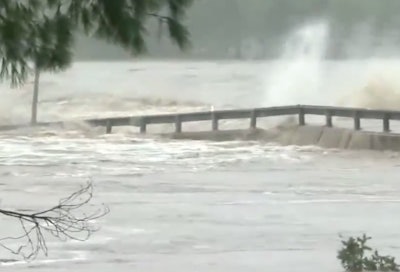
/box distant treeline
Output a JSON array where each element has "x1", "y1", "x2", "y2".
[{"x1": 75, "y1": 0, "x2": 400, "y2": 60}]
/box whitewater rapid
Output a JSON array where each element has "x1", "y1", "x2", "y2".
[
  {"x1": 2, "y1": 59, "x2": 400, "y2": 125},
  {"x1": 3, "y1": 17, "x2": 400, "y2": 271},
  {"x1": 1, "y1": 59, "x2": 400, "y2": 271}
]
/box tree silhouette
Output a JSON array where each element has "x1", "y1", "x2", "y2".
[
  {"x1": 0, "y1": 181, "x2": 109, "y2": 260},
  {"x1": 0, "y1": 0, "x2": 193, "y2": 124}
]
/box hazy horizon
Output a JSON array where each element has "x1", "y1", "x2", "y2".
[{"x1": 74, "y1": 0, "x2": 400, "y2": 60}]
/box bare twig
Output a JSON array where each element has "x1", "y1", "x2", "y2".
[{"x1": 0, "y1": 181, "x2": 109, "y2": 260}]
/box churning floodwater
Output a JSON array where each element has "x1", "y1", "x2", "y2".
[{"x1": 2, "y1": 21, "x2": 400, "y2": 271}]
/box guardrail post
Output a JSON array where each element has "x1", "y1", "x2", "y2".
[
  {"x1": 140, "y1": 118, "x2": 147, "y2": 133},
  {"x1": 298, "y1": 107, "x2": 305, "y2": 126},
  {"x1": 354, "y1": 111, "x2": 361, "y2": 130},
  {"x1": 250, "y1": 109, "x2": 257, "y2": 129},
  {"x1": 211, "y1": 112, "x2": 219, "y2": 131},
  {"x1": 383, "y1": 113, "x2": 390, "y2": 132},
  {"x1": 106, "y1": 120, "x2": 112, "y2": 134},
  {"x1": 325, "y1": 110, "x2": 332, "y2": 127},
  {"x1": 175, "y1": 115, "x2": 182, "y2": 133}
]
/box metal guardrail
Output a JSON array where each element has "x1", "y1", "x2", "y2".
[
  {"x1": 0, "y1": 105, "x2": 397, "y2": 133},
  {"x1": 82, "y1": 105, "x2": 400, "y2": 134}
]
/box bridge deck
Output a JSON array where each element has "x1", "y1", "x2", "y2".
[{"x1": 2, "y1": 105, "x2": 400, "y2": 134}]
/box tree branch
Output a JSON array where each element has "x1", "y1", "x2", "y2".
[
  {"x1": 0, "y1": 181, "x2": 109, "y2": 260},
  {"x1": 147, "y1": 13, "x2": 170, "y2": 21}
]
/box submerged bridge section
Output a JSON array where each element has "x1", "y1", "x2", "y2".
[
  {"x1": 84, "y1": 105, "x2": 400, "y2": 134},
  {"x1": 1, "y1": 105, "x2": 400, "y2": 135}
]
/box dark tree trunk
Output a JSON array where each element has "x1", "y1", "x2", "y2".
[{"x1": 31, "y1": 65, "x2": 40, "y2": 125}]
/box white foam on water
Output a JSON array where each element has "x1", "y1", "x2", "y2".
[
  {"x1": 260, "y1": 19, "x2": 400, "y2": 115},
  {"x1": 0, "y1": 134, "x2": 322, "y2": 177},
  {"x1": 1, "y1": 57, "x2": 400, "y2": 178},
  {"x1": 263, "y1": 20, "x2": 330, "y2": 107},
  {"x1": 0, "y1": 257, "x2": 86, "y2": 267},
  {"x1": 336, "y1": 61, "x2": 400, "y2": 110},
  {"x1": 287, "y1": 199, "x2": 400, "y2": 204}
]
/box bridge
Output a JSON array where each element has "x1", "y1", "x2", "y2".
[
  {"x1": 2, "y1": 105, "x2": 400, "y2": 134},
  {"x1": 85, "y1": 105, "x2": 400, "y2": 134}
]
